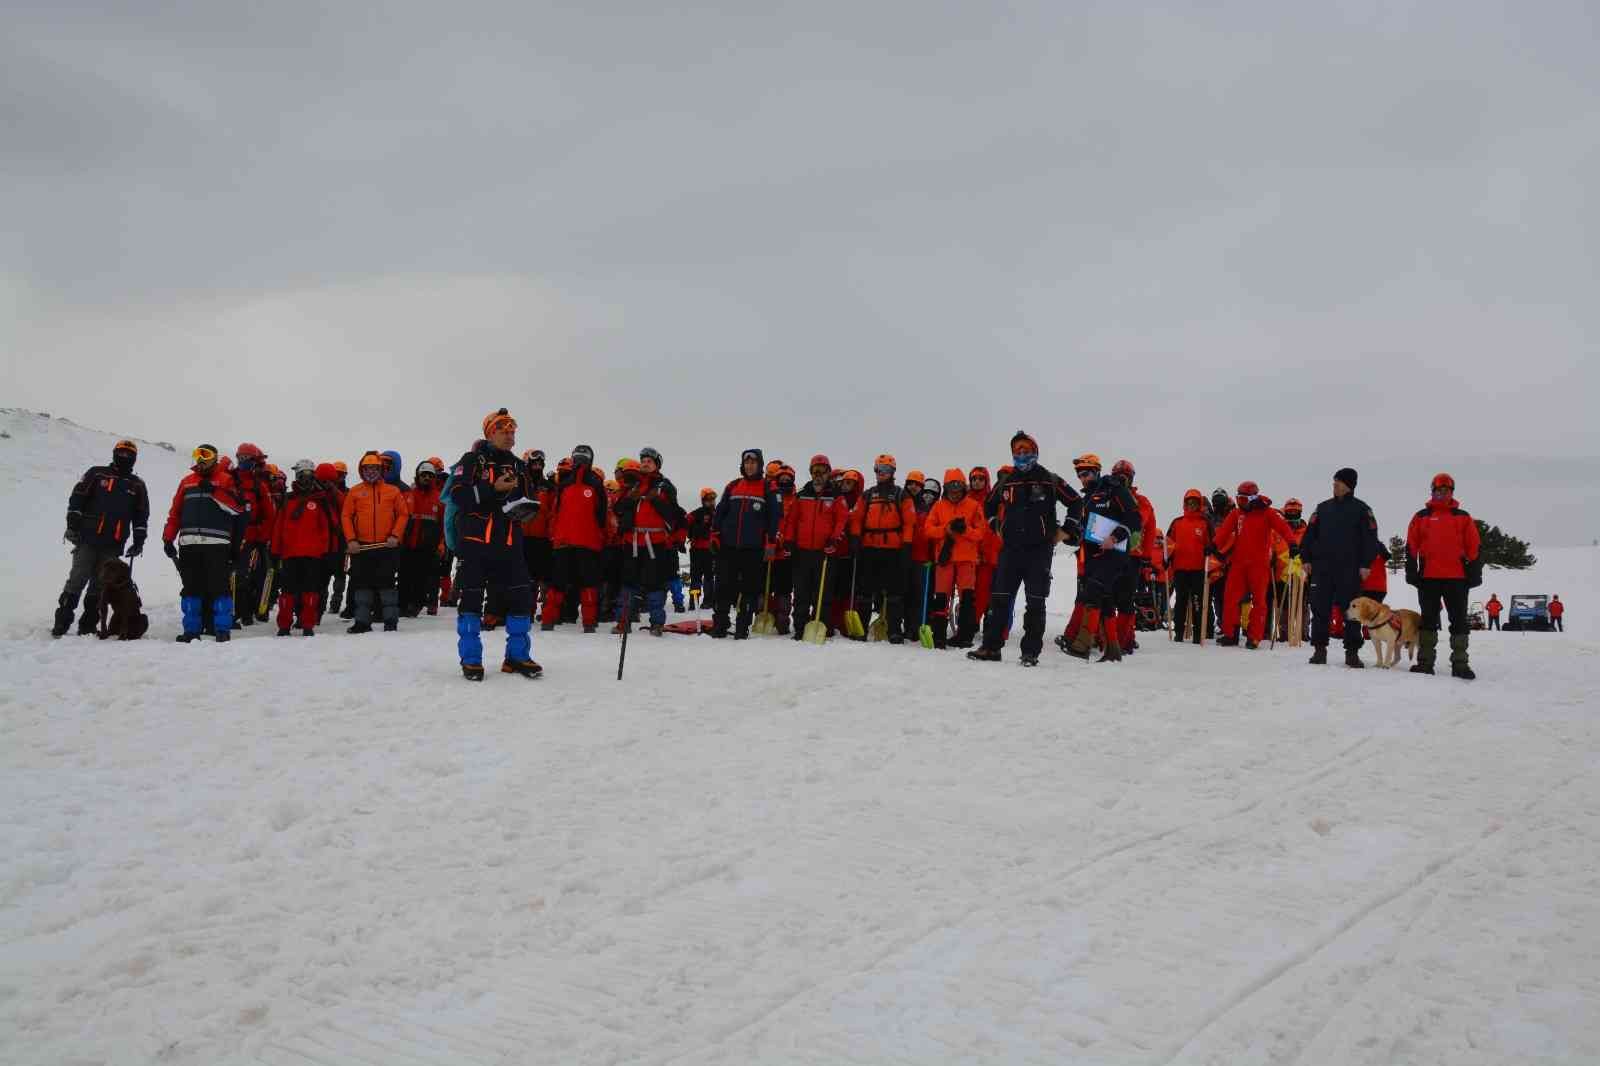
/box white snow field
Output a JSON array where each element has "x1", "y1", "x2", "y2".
[{"x1": 2, "y1": 409, "x2": 1597, "y2": 1065}]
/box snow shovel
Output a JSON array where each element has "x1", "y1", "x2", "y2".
[
  {"x1": 918, "y1": 563, "x2": 935, "y2": 649},
  {"x1": 802, "y1": 559, "x2": 830, "y2": 644},
  {"x1": 868, "y1": 593, "x2": 888, "y2": 642},
  {"x1": 842, "y1": 555, "x2": 865, "y2": 638},
  {"x1": 752, "y1": 559, "x2": 778, "y2": 635}
]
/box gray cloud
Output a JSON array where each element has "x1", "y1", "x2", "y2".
[{"x1": 5, "y1": 0, "x2": 1597, "y2": 543}]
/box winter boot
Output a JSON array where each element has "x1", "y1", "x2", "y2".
[
  {"x1": 1063, "y1": 609, "x2": 1099, "y2": 660},
  {"x1": 51, "y1": 592, "x2": 78, "y2": 638},
  {"x1": 966, "y1": 646, "x2": 1002, "y2": 662},
  {"x1": 1345, "y1": 646, "x2": 1364, "y2": 668},
  {"x1": 1098, "y1": 632, "x2": 1123, "y2": 662},
  {"x1": 1411, "y1": 630, "x2": 1438, "y2": 674},
  {"x1": 1308, "y1": 643, "x2": 1328, "y2": 665},
  {"x1": 377, "y1": 584, "x2": 399, "y2": 627},
  {"x1": 949, "y1": 596, "x2": 978, "y2": 649},
  {"x1": 502, "y1": 659, "x2": 543, "y2": 678},
  {"x1": 773, "y1": 594, "x2": 791, "y2": 635},
  {"x1": 461, "y1": 663, "x2": 485, "y2": 682},
  {"x1": 1449, "y1": 632, "x2": 1475, "y2": 680},
  {"x1": 1217, "y1": 634, "x2": 1240, "y2": 647}
]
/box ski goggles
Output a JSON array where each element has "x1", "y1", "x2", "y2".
[
  {"x1": 191, "y1": 445, "x2": 219, "y2": 465},
  {"x1": 873, "y1": 463, "x2": 896, "y2": 476}
]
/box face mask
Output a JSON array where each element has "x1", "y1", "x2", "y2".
[{"x1": 1012, "y1": 452, "x2": 1038, "y2": 471}]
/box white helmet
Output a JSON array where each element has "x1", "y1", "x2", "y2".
[{"x1": 291, "y1": 459, "x2": 316, "y2": 477}]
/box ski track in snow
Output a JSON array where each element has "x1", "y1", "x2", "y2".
[{"x1": 2, "y1": 409, "x2": 1598, "y2": 1065}]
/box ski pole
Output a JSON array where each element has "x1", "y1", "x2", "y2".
[{"x1": 617, "y1": 587, "x2": 633, "y2": 680}]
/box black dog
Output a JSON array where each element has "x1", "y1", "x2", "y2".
[{"x1": 96, "y1": 558, "x2": 149, "y2": 640}]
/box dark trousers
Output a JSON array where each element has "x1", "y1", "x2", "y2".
[
  {"x1": 235, "y1": 542, "x2": 270, "y2": 624},
  {"x1": 349, "y1": 547, "x2": 399, "y2": 625},
  {"x1": 398, "y1": 548, "x2": 439, "y2": 615},
  {"x1": 1487, "y1": 615, "x2": 1500, "y2": 630},
  {"x1": 902, "y1": 562, "x2": 933, "y2": 639},
  {"x1": 855, "y1": 547, "x2": 906, "y2": 632},
  {"x1": 982, "y1": 545, "x2": 1052, "y2": 656},
  {"x1": 689, "y1": 548, "x2": 716, "y2": 605},
  {"x1": 1171, "y1": 569, "x2": 1205, "y2": 642},
  {"x1": 714, "y1": 546, "x2": 766, "y2": 629},
  {"x1": 278, "y1": 556, "x2": 324, "y2": 595},
  {"x1": 522, "y1": 537, "x2": 553, "y2": 586},
  {"x1": 1310, "y1": 568, "x2": 1363, "y2": 650},
  {"x1": 1417, "y1": 578, "x2": 1469, "y2": 635},
  {"x1": 58, "y1": 542, "x2": 122, "y2": 626},
  {"x1": 1553, "y1": 616, "x2": 1563, "y2": 631},
  {"x1": 620, "y1": 547, "x2": 676, "y2": 625},
  {"x1": 456, "y1": 543, "x2": 532, "y2": 616},
  {"x1": 789, "y1": 549, "x2": 835, "y2": 633},
  {"x1": 178, "y1": 544, "x2": 234, "y2": 634}
]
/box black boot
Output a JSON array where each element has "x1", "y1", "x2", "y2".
[
  {"x1": 1449, "y1": 632, "x2": 1475, "y2": 680},
  {"x1": 1308, "y1": 644, "x2": 1328, "y2": 665},
  {"x1": 1411, "y1": 630, "x2": 1437, "y2": 674},
  {"x1": 1345, "y1": 647, "x2": 1364, "y2": 668},
  {"x1": 76, "y1": 593, "x2": 99, "y2": 635},
  {"x1": 51, "y1": 593, "x2": 78, "y2": 638}
]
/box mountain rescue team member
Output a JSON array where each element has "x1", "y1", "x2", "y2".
[
  {"x1": 780, "y1": 454, "x2": 851, "y2": 640},
  {"x1": 326, "y1": 461, "x2": 353, "y2": 615},
  {"x1": 1485, "y1": 593, "x2": 1502, "y2": 630},
  {"x1": 902, "y1": 473, "x2": 942, "y2": 642},
  {"x1": 712, "y1": 448, "x2": 781, "y2": 639},
  {"x1": 1060, "y1": 453, "x2": 1140, "y2": 662},
  {"x1": 686, "y1": 488, "x2": 718, "y2": 611},
  {"x1": 1272, "y1": 497, "x2": 1308, "y2": 640},
  {"x1": 397, "y1": 460, "x2": 445, "y2": 616},
  {"x1": 1549, "y1": 595, "x2": 1563, "y2": 631},
  {"x1": 519, "y1": 449, "x2": 555, "y2": 612},
  {"x1": 1360, "y1": 545, "x2": 1389, "y2": 603},
  {"x1": 848, "y1": 455, "x2": 917, "y2": 644},
  {"x1": 269, "y1": 460, "x2": 342, "y2": 635},
  {"x1": 924, "y1": 468, "x2": 985, "y2": 648},
  {"x1": 612, "y1": 446, "x2": 685, "y2": 635},
  {"x1": 340, "y1": 451, "x2": 409, "y2": 634},
  {"x1": 966, "y1": 467, "x2": 1001, "y2": 642},
  {"x1": 541, "y1": 445, "x2": 608, "y2": 632},
  {"x1": 449, "y1": 409, "x2": 541, "y2": 680},
  {"x1": 53, "y1": 439, "x2": 150, "y2": 638},
  {"x1": 969, "y1": 432, "x2": 1081, "y2": 665},
  {"x1": 827, "y1": 469, "x2": 865, "y2": 634},
  {"x1": 1404, "y1": 472, "x2": 1481, "y2": 680},
  {"x1": 1108, "y1": 459, "x2": 1154, "y2": 653},
  {"x1": 163, "y1": 444, "x2": 245, "y2": 642},
  {"x1": 1213, "y1": 481, "x2": 1296, "y2": 648},
  {"x1": 231, "y1": 443, "x2": 277, "y2": 628},
  {"x1": 768, "y1": 464, "x2": 799, "y2": 634},
  {"x1": 1301, "y1": 467, "x2": 1382, "y2": 668},
  {"x1": 1165, "y1": 489, "x2": 1212, "y2": 643}
]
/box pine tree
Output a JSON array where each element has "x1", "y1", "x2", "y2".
[
  {"x1": 1386, "y1": 535, "x2": 1406, "y2": 572},
  {"x1": 1474, "y1": 520, "x2": 1537, "y2": 569}
]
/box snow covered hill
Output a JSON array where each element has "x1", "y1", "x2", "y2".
[{"x1": 2, "y1": 411, "x2": 1598, "y2": 1065}]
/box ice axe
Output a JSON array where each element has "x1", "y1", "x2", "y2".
[
  {"x1": 751, "y1": 558, "x2": 778, "y2": 635},
  {"x1": 802, "y1": 558, "x2": 830, "y2": 644}
]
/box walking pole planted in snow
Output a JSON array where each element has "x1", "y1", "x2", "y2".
[
  {"x1": 1198, "y1": 556, "x2": 1210, "y2": 646},
  {"x1": 616, "y1": 588, "x2": 633, "y2": 680}
]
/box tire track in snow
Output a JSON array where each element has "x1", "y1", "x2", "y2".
[{"x1": 1160, "y1": 766, "x2": 1593, "y2": 1066}]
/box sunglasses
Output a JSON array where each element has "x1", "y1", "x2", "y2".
[
  {"x1": 874, "y1": 464, "x2": 895, "y2": 475},
  {"x1": 1075, "y1": 468, "x2": 1097, "y2": 478}
]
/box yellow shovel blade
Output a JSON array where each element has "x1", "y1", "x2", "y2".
[
  {"x1": 843, "y1": 610, "x2": 865, "y2": 638},
  {"x1": 802, "y1": 619, "x2": 828, "y2": 644},
  {"x1": 752, "y1": 611, "x2": 777, "y2": 635}
]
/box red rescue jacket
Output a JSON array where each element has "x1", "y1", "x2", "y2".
[{"x1": 1405, "y1": 497, "x2": 1480, "y2": 580}]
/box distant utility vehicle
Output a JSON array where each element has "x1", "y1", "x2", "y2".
[{"x1": 1505, "y1": 594, "x2": 1551, "y2": 631}]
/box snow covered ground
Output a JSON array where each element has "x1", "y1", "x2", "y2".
[{"x1": 2, "y1": 409, "x2": 1597, "y2": 1065}]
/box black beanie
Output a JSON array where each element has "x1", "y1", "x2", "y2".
[{"x1": 1334, "y1": 467, "x2": 1358, "y2": 491}]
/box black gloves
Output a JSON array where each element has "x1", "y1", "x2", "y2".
[
  {"x1": 63, "y1": 526, "x2": 80, "y2": 546},
  {"x1": 163, "y1": 541, "x2": 179, "y2": 560},
  {"x1": 126, "y1": 535, "x2": 145, "y2": 558},
  {"x1": 1059, "y1": 517, "x2": 1082, "y2": 545},
  {"x1": 949, "y1": 517, "x2": 966, "y2": 534}
]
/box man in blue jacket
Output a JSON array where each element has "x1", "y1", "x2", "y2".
[
  {"x1": 1300, "y1": 467, "x2": 1383, "y2": 667},
  {"x1": 967, "y1": 431, "x2": 1081, "y2": 666},
  {"x1": 711, "y1": 448, "x2": 780, "y2": 639}
]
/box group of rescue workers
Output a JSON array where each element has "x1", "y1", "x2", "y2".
[{"x1": 52, "y1": 413, "x2": 1490, "y2": 682}]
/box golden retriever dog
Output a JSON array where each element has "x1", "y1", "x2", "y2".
[
  {"x1": 96, "y1": 557, "x2": 149, "y2": 641},
  {"x1": 1346, "y1": 595, "x2": 1421, "y2": 668}
]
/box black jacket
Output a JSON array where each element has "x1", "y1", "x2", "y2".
[
  {"x1": 67, "y1": 464, "x2": 149, "y2": 550},
  {"x1": 1301, "y1": 495, "x2": 1381, "y2": 574},
  {"x1": 985, "y1": 464, "x2": 1081, "y2": 549}
]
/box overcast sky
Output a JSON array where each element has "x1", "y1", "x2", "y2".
[{"x1": 5, "y1": 1, "x2": 1597, "y2": 543}]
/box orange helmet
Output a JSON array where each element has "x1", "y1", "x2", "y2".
[
  {"x1": 1184, "y1": 488, "x2": 1205, "y2": 507},
  {"x1": 873, "y1": 453, "x2": 896, "y2": 472},
  {"x1": 841, "y1": 469, "x2": 864, "y2": 488},
  {"x1": 904, "y1": 469, "x2": 926, "y2": 486},
  {"x1": 427, "y1": 456, "x2": 445, "y2": 471},
  {"x1": 700, "y1": 487, "x2": 717, "y2": 501},
  {"x1": 482, "y1": 407, "x2": 516, "y2": 438},
  {"x1": 332, "y1": 461, "x2": 348, "y2": 475},
  {"x1": 113, "y1": 439, "x2": 139, "y2": 455},
  {"x1": 1072, "y1": 453, "x2": 1102, "y2": 472}
]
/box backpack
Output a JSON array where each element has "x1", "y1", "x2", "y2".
[{"x1": 441, "y1": 469, "x2": 461, "y2": 553}]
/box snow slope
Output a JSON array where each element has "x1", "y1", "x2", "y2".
[{"x1": 2, "y1": 411, "x2": 1598, "y2": 1065}]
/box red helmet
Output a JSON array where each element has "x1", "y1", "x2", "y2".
[
  {"x1": 1112, "y1": 459, "x2": 1135, "y2": 480},
  {"x1": 1236, "y1": 480, "x2": 1260, "y2": 497},
  {"x1": 236, "y1": 442, "x2": 265, "y2": 462},
  {"x1": 1184, "y1": 488, "x2": 1205, "y2": 506},
  {"x1": 1431, "y1": 472, "x2": 1455, "y2": 492},
  {"x1": 808, "y1": 453, "x2": 831, "y2": 473},
  {"x1": 1284, "y1": 497, "x2": 1303, "y2": 513}
]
